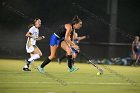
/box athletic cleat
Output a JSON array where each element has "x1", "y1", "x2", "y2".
[
  {"x1": 23, "y1": 68, "x2": 31, "y2": 71},
  {"x1": 68, "y1": 68, "x2": 74, "y2": 72},
  {"x1": 68, "y1": 66, "x2": 79, "y2": 72},
  {"x1": 73, "y1": 66, "x2": 79, "y2": 72},
  {"x1": 37, "y1": 66, "x2": 45, "y2": 73}
]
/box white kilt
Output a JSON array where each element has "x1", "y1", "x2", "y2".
[{"x1": 26, "y1": 45, "x2": 36, "y2": 53}]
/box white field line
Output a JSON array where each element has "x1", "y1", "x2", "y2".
[{"x1": 0, "y1": 82, "x2": 137, "y2": 85}]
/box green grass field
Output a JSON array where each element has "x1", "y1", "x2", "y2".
[{"x1": 0, "y1": 59, "x2": 140, "y2": 93}]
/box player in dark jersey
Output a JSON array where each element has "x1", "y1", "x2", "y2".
[
  {"x1": 37, "y1": 16, "x2": 82, "y2": 73},
  {"x1": 131, "y1": 36, "x2": 140, "y2": 66}
]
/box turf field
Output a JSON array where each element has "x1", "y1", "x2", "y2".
[{"x1": 0, "y1": 59, "x2": 140, "y2": 93}]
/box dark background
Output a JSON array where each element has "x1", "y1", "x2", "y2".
[{"x1": 0, "y1": 0, "x2": 140, "y2": 59}]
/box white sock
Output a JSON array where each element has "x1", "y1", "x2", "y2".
[
  {"x1": 24, "y1": 65, "x2": 28, "y2": 68},
  {"x1": 28, "y1": 54, "x2": 40, "y2": 62}
]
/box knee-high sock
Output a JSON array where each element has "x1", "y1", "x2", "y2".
[
  {"x1": 24, "y1": 54, "x2": 40, "y2": 68},
  {"x1": 72, "y1": 58, "x2": 75, "y2": 65},
  {"x1": 67, "y1": 55, "x2": 72, "y2": 69},
  {"x1": 28, "y1": 54, "x2": 40, "y2": 62},
  {"x1": 41, "y1": 57, "x2": 51, "y2": 68}
]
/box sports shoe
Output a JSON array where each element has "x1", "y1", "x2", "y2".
[
  {"x1": 72, "y1": 66, "x2": 79, "y2": 72},
  {"x1": 23, "y1": 68, "x2": 31, "y2": 71},
  {"x1": 37, "y1": 66, "x2": 45, "y2": 73},
  {"x1": 68, "y1": 66, "x2": 79, "y2": 72},
  {"x1": 69, "y1": 68, "x2": 73, "y2": 72}
]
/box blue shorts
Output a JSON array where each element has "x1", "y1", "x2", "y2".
[{"x1": 50, "y1": 34, "x2": 63, "y2": 46}]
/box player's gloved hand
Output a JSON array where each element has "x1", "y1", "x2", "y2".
[
  {"x1": 70, "y1": 45, "x2": 80, "y2": 54},
  {"x1": 72, "y1": 45, "x2": 79, "y2": 51}
]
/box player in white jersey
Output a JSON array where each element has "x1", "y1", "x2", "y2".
[{"x1": 23, "y1": 18, "x2": 45, "y2": 71}]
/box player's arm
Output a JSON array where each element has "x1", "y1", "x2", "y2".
[
  {"x1": 26, "y1": 31, "x2": 32, "y2": 37},
  {"x1": 25, "y1": 31, "x2": 32, "y2": 47},
  {"x1": 77, "y1": 36, "x2": 87, "y2": 41},
  {"x1": 35, "y1": 36, "x2": 45, "y2": 41},
  {"x1": 26, "y1": 30, "x2": 45, "y2": 40}
]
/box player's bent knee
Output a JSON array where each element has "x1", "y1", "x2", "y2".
[
  {"x1": 49, "y1": 55, "x2": 56, "y2": 60},
  {"x1": 39, "y1": 53, "x2": 42, "y2": 57}
]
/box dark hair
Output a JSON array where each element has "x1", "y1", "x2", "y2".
[
  {"x1": 28, "y1": 18, "x2": 40, "y2": 28},
  {"x1": 72, "y1": 16, "x2": 82, "y2": 25}
]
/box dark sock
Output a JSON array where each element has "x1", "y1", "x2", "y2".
[
  {"x1": 27, "y1": 60, "x2": 31, "y2": 68},
  {"x1": 131, "y1": 59, "x2": 136, "y2": 65},
  {"x1": 72, "y1": 58, "x2": 75, "y2": 65},
  {"x1": 67, "y1": 55, "x2": 72, "y2": 69},
  {"x1": 27, "y1": 63, "x2": 30, "y2": 68},
  {"x1": 41, "y1": 57, "x2": 51, "y2": 68},
  {"x1": 60, "y1": 55, "x2": 67, "y2": 61}
]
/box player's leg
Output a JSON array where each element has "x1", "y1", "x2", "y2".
[
  {"x1": 72, "y1": 53, "x2": 77, "y2": 65},
  {"x1": 23, "y1": 45, "x2": 43, "y2": 71},
  {"x1": 61, "y1": 41, "x2": 72, "y2": 68},
  {"x1": 135, "y1": 54, "x2": 140, "y2": 65},
  {"x1": 61, "y1": 41, "x2": 78, "y2": 72},
  {"x1": 27, "y1": 46, "x2": 42, "y2": 63},
  {"x1": 24, "y1": 46, "x2": 41, "y2": 66},
  {"x1": 23, "y1": 45, "x2": 35, "y2": 71},
  {"x1": 71, "y1": 49, "x2": 80, "y2": 72},
  {"x1": 23, "y1": 52, "x2": 33, "y2": 71},
  {"x1": 131, "y1": 53, "x2": 136, "y2": 66},
  {"x1": 70, "y1": 46, "x2": 80, "y2": 71},
  {"x1": 71, "y1": 45, "x2": 80, "y2": 65},
  {"x1": 37, "y1": 45, "x2": 58, "y2": 73},
  {"x1": 37, "y1": 34, "x2": 61, "y2": 73},
  {"x1": 42, "y1": 45, "x2": 58, "y2": 67}
]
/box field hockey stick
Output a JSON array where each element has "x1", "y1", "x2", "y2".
[
  {"x1": 63, "y1": 40, "x2": 80, "y2": 54},
  {"x1": 79, "y1": 52, "x2": 103, "y2": 74}
]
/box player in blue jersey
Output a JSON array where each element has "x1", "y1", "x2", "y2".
[{"x1": 37, "y1": 16, "x2": 82, "y2": 73}]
